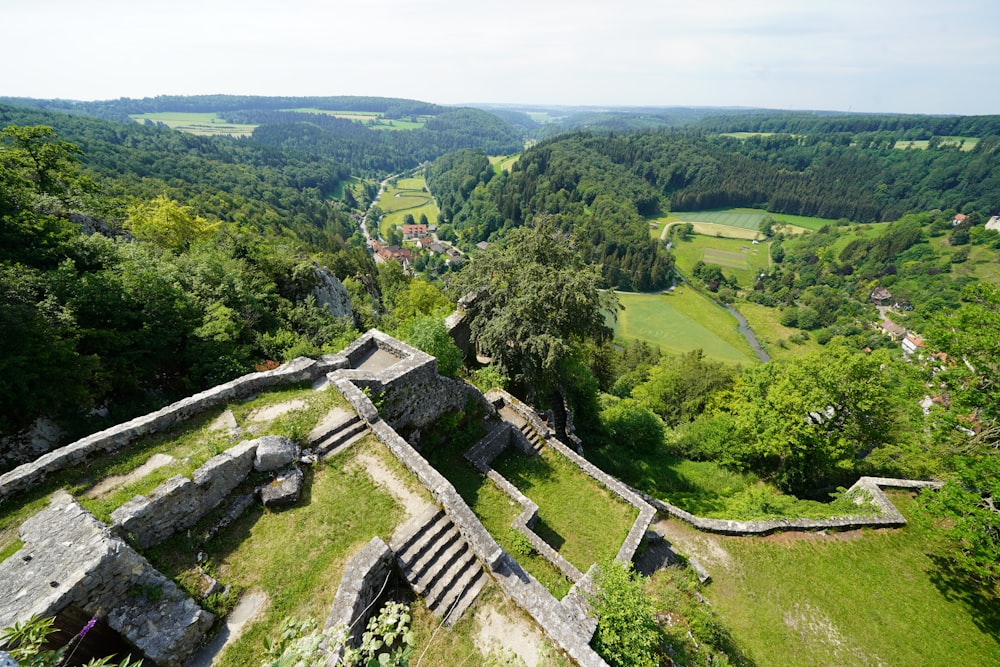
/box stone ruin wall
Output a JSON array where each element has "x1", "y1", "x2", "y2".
[
  {"x1": 0, "y1": 491, "x2": 213, "y2": 667},
  {"x1": 0, "y1": 355, "x2": 348, "y2": 501}
]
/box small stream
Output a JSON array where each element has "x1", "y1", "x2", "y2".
[{"x1": 725, "y1": 304, "x2": 771, "y2": 362}]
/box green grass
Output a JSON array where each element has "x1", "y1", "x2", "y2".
[
  {"x1": 893, "y1": 136, "x2": 979, "y2": 151},
  {"x1": 671, "y1": 234, "x2": 770, "y2": 287},
  {"x1": 489, "y1": 154, "x2": 520, "y2": 173},
  {"x1": 698, "y1": 493, "x2": 1000, "y2": 666},
  {"x1": 282, "y1": 108, "x2": 428, "y2": 130},
  {"x1": 735, "y1": 302, "x2": 821, "y2": 361},
  {"x1": 611, "y1": 290, "x2": 756, "y2": 364},
  {"x1": 492, "y1": 448, "x2": 638, "y2": 572},
  {"x1": 420, "y1": 417, "x2": 574, "y2": 598},
  {"x1": 0, "y1": 383, "x2": 345, "y2": 554},
  {"x1": 379, "y1": 176, "x2": 439, "y2": 238},
  {"x1": 675, "y1": 208, "x2": 839, "y2": 233},
  {"x1": 589, "y1": 443, "x2": 875, "y2": 521},
  {"x1": 183, "y1": 439, "x2": 405, "y2": 667},
  {"x1": 129, "y1": 112, "x2": 257, "y2": 137}
]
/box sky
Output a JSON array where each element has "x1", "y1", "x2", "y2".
[{"x1": 4, "y1": 0, "x2": 999, "y2": 115}]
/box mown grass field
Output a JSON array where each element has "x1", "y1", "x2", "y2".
[
  {"x1": 379, "y1": 176, "x2": 439, "y2": 238},
  {"x1": 611, "y1": 290, "x2": 756, "y2": 364},
  {"x1": 893, "y1": 136, "x2": 979, "y2": 151},
  {"x1": 283, "y1": 108, "x2": 428, "y2": 130},
  {"x1": 735, "y1": 302, "x2": 821, "y2": 360},
  {"x1": 489, "y1": 154, "x2": 520, "y2": 173},
  {"x1": 493, "y1": 447, "x2": 638, "y2": 572},
  {"x1": 691, "y1": 493, "x2": 1000, "y2": 667},
  {"x1": 129, "y1": 112, "x2": 258, "y2": 137},
  {"x1": 675, "y1": 208, "x2": 839, "y2": 233},
  {"x1": 671, "y1": 234, "x2": 770, "y2": 287}
]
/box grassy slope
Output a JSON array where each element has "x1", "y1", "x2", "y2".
[
  {"x1": 736, "y1": 302, "x2": 822, "y2": 360},
  {"x1": 379, "y1": 176, "x2": 439, "y2": 237},
  {"x1": 128, "y1": 112, "x2": 257, "y2": 137},
  {"x1": 493, "y1": 447, "x2": 638, "y2": 572},
  {"x1": 671, "y1": 234, "x2": 771, "y2": 287},
  {"x1": 612, "y1": 290, "x2": 756, "y2": 365},
  {"x1": 697, "y1": 493, "x2": 1000, "y2": 667}
]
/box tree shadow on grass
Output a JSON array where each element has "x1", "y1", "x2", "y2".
[{"x1": 928, "y1": 553, "x2": 1000, "y2": 643}]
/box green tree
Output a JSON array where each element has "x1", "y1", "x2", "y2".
[
  {"x1": 450, "y1": 222, "x2": 616, "y2": 391},
  {"x1": 127, "y1": 195, "x2": 219, "y2": 252},
  {"x1": 600, "y1": 398, "x2": 665, "y2": 453},
  {"x1": 590, "y1": 560, "x2": 661, "y2": 667},
  {"x1": 399, "y1": 314, "x2": 462, "y2": 376}
]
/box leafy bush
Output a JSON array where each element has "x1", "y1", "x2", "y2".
[
  {"x1": 600, "y1": 399, "x2": 665, "y2": 453},
  {"x1": 590, "y1": 560, "x2": 661, "y2": 667}
]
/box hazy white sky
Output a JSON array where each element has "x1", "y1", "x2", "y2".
[{"x1": 4, "y1": 0, "x2": 998, "y2": 114}]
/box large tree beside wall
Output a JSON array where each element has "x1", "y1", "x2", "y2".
[{"x1": 449, "y1": 221, "x2": 616, "y2": 394}]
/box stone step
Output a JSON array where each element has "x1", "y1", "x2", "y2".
[
  {"x1": 402, "y1": 524, "x2": 461, "y2": 583},
  {"x1": 391, "y1": 509, "x2": 486, "y2": 625},
  {"x1": 441, "y1": 567, "x2": 487, "y2": 627},
  {"x1": 423, "y1": 546, "x2": 475, "y2": 605},
  {"x1": 410, "y1": 533, "x2": 468, "y2": 595},
  {"x1": 389, "y1": 505, "x2": 442, "y2": 553},
  {"x1": 430, "y1": 554, "x2": 486, "y2": 625},
  {"x1": 316, "y1": 420, "x2": 368, "y2": 458},
  {"x1": 394, "y1": 511, "x2": 451, "y2": 568}
]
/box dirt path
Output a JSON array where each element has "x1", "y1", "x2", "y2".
[
  {"x1": 474, "y1": 606, "x2": 545, "y2": 667},
  {"x1": 248, "y1": 399, "x2": 308, "y2": 423},
  {"x1": 85, "y1": 453, "x2": 175, "y2": 497},
  {"x1": 354, "y1": 451, "x2": 434, "y2": 519},
  {"x1": 187, "y1": 591, "x2": 268, "y2": 667}
]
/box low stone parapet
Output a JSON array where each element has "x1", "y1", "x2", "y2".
[{"x1": 0, "y1": 356, "x2": 347, "y2": 501}]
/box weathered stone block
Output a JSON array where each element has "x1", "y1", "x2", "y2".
[
  {"x1": 253, "y1": 436, "x2": 300, "y2": 472},
  {"x1": 259, "y1": 468, "x2": 303, "y2": 507}
]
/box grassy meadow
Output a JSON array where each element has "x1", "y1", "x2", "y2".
[
  {"x1": 129, "y1": 112, "x2": 258, "y2": 137},
  {"x1": 611, "y1": 290, "x2": 757, "y2": 364},
  {"x1": 493, "y1": 447, "x2": 638, "y2": 572},
  {"x1": 671, "y1": 234, "x2": 771, "y2": 287},
  {"x1": 489, "y1": 154, "x2": 520, "y2": 173},
  {"x1": 283, "y1": 108, "x2": 429, "y2": 130},
  {"x1": 378, "y1": 176, "x2": 439, "y2": 238},
  {"x1": 893, "y1": 136, "x2": 979, "y2": 151},
  {"x1": 688, "y1": 493, "x2": 1000, "y2": 667}
]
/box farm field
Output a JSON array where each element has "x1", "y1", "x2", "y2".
[
  {"x1": 735, "y1": 302, "x2": 821, "y2": 360},
  {"x1": 611, "y1": 290, "x2": 756, "y2": 364},
  {"x1": 378, "y1": 176, "x2": 439, "y2": 238},
  {"x1": 129, "y1": 112, "x2": 258, "y2": 137},
  {"x1": 894, "y1": 136, "x2": 979, "y2": 151},
  {"x1": 684, "y1": 493, "x2": 1000, "y2": 667},
  {"x1": 671, "y1": 234, "x2": 770, "y2": 287},
  {"x1": 489, "y1": 154, "x2": 520, "y2": 172},
  {"x1": 283, "y1": 108, "x2": 428, "y2": 130},
  {"x1": 675, "y1": 207, "x2": 840, "y2": 233}
]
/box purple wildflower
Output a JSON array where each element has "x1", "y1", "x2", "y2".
[{"x1": 77, "y1": 616, "x2": 97, "y2": 638}]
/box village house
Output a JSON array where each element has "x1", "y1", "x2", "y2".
[
  {"x1": 417, "y1": 236, "x2": 436, "y2": 249},
  {"x1": 475, "y1": 241, "x2": 490, "y2": 251},
  {"x1": 402, "y1": 223, "x2": 428, "y2": 239},
  {"x1": 901, "y1": 332, "x2": 926, "y2": 356},
  {"x1": 986, "y1": 215, "x2": 1000, "y2": 232},
  {"x1": 879, "y1": 319, "x2": 906, "y2": 340},
  {"x1": 951, "y1": 213, "x2": 968, "y2": 226},
  {"x1": 377, "y1": 245, "x2": 413, "y2": 263}
]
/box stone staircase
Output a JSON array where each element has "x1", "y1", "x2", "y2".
[
  {"x1": 390, "y1": 507, "x2": 487, "y2": 625},
  {"x1": 498, "y1": 405, "x2": 545, "y2": 455},
  {"x1": 308, "y1": 408, "x2": 369, "y2": 458}
]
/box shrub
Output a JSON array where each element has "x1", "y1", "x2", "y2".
[{"x1": 590, "y1": 560, "x2": 661, "y2": 667}]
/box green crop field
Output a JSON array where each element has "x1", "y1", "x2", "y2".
[
  {"x1": 129, "y1": 112, "x2": 258, "y2": 137},
  {"x1": 489, "y1": 154, "x2": 520, "y2": 173},
  {"x1": 379, "y1": 176, "x2": 439, "y2": 238},
  {"x1": 671, "y1": 234, "x2": 770, "y2": 287},
  {"x1": 610, "y1": 290, "x2": 756, "y2": 364},
  {"x1": 894, "y1": 136, "x2": 979, "y2": 151},
  {"x1": 283, "y1": 108, "x2": 428, "y2": 130},
  {"x1": 675, "y1": 208, "x2": 841, "y2": 232}
]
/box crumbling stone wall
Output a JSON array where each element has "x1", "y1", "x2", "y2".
[
  {"x1": 0, "y1": 491, "x2": 213, "y2": 667},
  {"x1": 0, "y1": 356, "x2": 347, "y2": 500},
  {"x1": 110, "y1": 439, "x2": 261, "y2": 549},
  {"x1": 322, "y1": 537, "x2": 395, "y2": 665}
]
